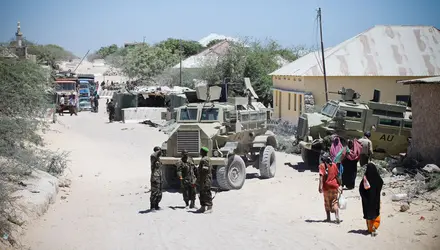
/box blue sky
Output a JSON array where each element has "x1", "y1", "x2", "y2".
[{"x1": 0, "y1": 0, "x2": 438, "y2": 56}]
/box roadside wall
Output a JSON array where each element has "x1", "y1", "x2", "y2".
[
  {"x1": 410, "y1": 83, "x2": 440, "y2": 165},
  {"x1": 122, "y1": 107, "x2": 167, "y2": 123}
]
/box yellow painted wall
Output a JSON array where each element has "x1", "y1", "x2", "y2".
[
  {"x1": 272, "y1": 75, "x2": 416, "y2": 122},
  {"x1": 272, "y1": 88, "x2": 304, "y2": 123}
]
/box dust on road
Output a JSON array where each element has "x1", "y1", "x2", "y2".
[{"x1": 22, "y1": 103, "x2": 440, "y2": 250}]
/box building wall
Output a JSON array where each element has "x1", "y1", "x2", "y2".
[
  {"x1": 272, "y1": 88, "x2": 305, "y2": 124},
  {"x1": 410, "y1": 84, "x2": 440, "y2": 165},
  {"x1": 272, "y1": 75, "x2": 416, "y2": 122}
]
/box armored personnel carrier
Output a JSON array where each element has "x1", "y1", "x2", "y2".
[
  {"x1": 296, "y1": 88, "x2": 412, "y2": 169},
  {"x1": 160, "y1": 78, "x2": 277, "y2": 191}
]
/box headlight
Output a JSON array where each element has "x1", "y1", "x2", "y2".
[{"x1": 213, "y1": 150, "x2": 219, "y2": 157}]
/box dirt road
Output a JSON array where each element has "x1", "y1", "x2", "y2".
[{"x1": 23, "y1": 105, "x2": 439, "y2": 250}]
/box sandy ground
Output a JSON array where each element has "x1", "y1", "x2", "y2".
[{"x1": 21, "y1": 101, "x2": 440, "y2": 250}]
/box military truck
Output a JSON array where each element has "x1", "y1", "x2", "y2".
[
  {"x1": 296, "y1": 88, "x2": 412, "y2": 169},
  {"x1": 160, "y1": 78, "x2": 277, "y2": 191}
]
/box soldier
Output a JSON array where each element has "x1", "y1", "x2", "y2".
[
  {"x1": 150, "y1": 146, "x2": 163, "y2": 211},
  {"x1": 107, "y1": 99, "x2": 115, "y2": 122},
  {"x1": 176, "y1": 150, "x2": 197, "y2": 209},
  {"x1": 196, "y1": 147, "x2": 213, "y2": 214}
]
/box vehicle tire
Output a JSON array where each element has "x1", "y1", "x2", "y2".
[
  {"x1": 161, "y1": 165, "x2": 180, "y2": 190},
  {"x1": 226, "y1": 155, "x2": 246, "y2": 190},
  {"x1": 216, "y1": 165, "x2": 232, "y2": 191},
  {"x1": 259, "y1": 146, "x2": 276, "y2": 179}
]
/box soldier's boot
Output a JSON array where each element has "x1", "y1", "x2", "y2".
[
  {"x1": 185, "y1": 201, "x2": 190, "y2": 209},
  {"x1": 196, "y1": 206, "x2": 206, "y2": 213},
  {"x1": 155, "y1": 204, "x2": 161, "y2": 210},
  {"x1": 189, "y1": 200, "x2": 195, "y2": 209},
  {"x1": 150, "y1": 203, "x2": 156, "y2": 212},
  {"x1": 204, "y1": 206, "x2": 213, "y2": 214}
]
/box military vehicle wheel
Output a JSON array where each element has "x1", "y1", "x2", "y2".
[
  {"x1": 161, "y1": 165, "x2": 180, "y2": 189},
  {"x1": 216, "y1": 166, "x2": 232, "y2": 191},
  {"x1": 226, "y1": 155, "x2": 246, "y2": 190},
  {"x1": 259, "y1": 146, "x2": 276, "y2": 179}
]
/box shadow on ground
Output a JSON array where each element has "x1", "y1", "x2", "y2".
[
  {"x1": 285, "y1": 162, "x2": 319, "y2": 173},
  {"x1": 305, "y1": 219, "x2": 342, "y2": 224},
  {"x1": 348, "y1": 229, "x2": 370, "y2": 235}
]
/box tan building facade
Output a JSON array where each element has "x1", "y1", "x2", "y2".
[
  {"x1": 399, "y1": 77, "x2": 440, "y2": 165},
  {"x1": 270, "y1": 25, "x2": 440, "y2": 124}
]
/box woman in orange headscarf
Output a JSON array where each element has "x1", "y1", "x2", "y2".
[{"x1": 359, "y1": 163, "x2": 383, "y2": 237}]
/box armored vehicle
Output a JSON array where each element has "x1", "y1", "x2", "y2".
[
  {"x1": 160, "y1": 78, "x2": 277, "y2": 191},
  {"x1": 296, "y1": 88, "x2": 412, "y2": 169}
]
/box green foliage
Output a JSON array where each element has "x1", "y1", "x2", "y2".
[
  {"x1": 206, "y1": 39, "x2": 224, "y2": 48},
  {"x1": 122, "y1": 44, "x2": 179, "y2": 81},
  {"x1": 155, "y1": 38, "x2": 204, "y2": 58},
  {"x1": 0, "y1": 57, "x2": 69, "y2": 240},
  {"x1": 199, "y1": 39, "x2": 307, "y2": 105},
  {"x1": 88, "y1": 44, "x2": 119, "y2": 61}
]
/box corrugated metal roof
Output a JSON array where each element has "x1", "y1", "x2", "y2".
[
  {"x1": 270, "y1": 25, "x2": 440, "y2": 77},
  {"x1": 397, "y1": 76, "x2": 440, "y2": 84},
  {"x1": 173, "y1": 40, "x2": 231, "y2": 69}
]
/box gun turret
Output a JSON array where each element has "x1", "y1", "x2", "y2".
[{"x1": 328, "y1": 87, "x2": 360, "y2": 102}]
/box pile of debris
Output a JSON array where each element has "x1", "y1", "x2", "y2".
[{"x1": 267, "y1": 120, "x2": 299, "y2": 154}]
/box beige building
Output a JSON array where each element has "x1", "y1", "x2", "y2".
[
  {"x1": 269, "y1": 25, "x2": 440, "y2": 124},
  {"x1": 398, "y1": 76, "x2": 440, "y2": 165}
]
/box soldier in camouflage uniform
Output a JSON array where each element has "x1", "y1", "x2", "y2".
[
  {"x1": 150, "y1": 146, "x2": 163, "y2": 211},
  {"x1": 196, "y1": 147, "x2": 213, "y2": 214},
  {"x1": 176, "y1": 150, "x2": 197, "y2": 209}
]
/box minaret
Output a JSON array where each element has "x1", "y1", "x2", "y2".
[{"x1": 16, "y1": 21, "x2": 23, "y2": 47}]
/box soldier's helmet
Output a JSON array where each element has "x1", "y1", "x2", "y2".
[
  {"x1": 153, "y1": 146, "x2": 161, "y2": 152},
  {"x1": 181, "y1": 149, "x2": 188, "y2": 156}
]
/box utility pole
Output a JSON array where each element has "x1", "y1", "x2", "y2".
[
  {"x1": 179, "y1": 39, "x2": 183, "y2": 85},
  {"x1": 317, "y1": 8, "x2": 329, "y2": 102}
]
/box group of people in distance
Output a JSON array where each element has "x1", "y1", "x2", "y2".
[{"x1": 319, "y1": 131, "x2": 383, "y2": 236}]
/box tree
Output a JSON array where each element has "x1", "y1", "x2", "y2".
[
  {"x1": 198, "y1": 39, "x2": 309, "y2": 106},
  {"x1": 206, "y1": 39, "x2": 224, "y2": 48},
  {"x1": 0, "y1": 57, "x2": 68, "y2": 238},
  {"x1": 122, "y1": 44, "x2": 179, "y2": 81},
  {"x1": 155, "y1": 38, "x2": 204, "y2": 58},
  {"x1": 87, "y1": 44, "x2": 119, "y2": 61}
]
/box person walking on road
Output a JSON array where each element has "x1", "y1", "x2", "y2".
[
  {"x1": 68, "y1": 94, "x2": 78, "y2": 116},
  {"x1": 176, "y1": 150, "x2": 197, "y2": 209},
  {"x1": 196, "y1": 147, "x2": 213, "y2": 214},
  {"x1": 107, "y1": 99, "x2": 115, "y2": 122},
  {"x1": 319, "y1": 152, "x2": 342, "y2": 223},
  {"x1": 359, "y1": 162, "x2": 383, "y2": 237},
  {"x1": 150, "y1": 146, "x2": 163, "y2": 211},
  {"x1": 358, "y1": 131, "x2": 373, "y2": 167},
  {"x1": 58, "y1": 94, "x2": 66, "y2": 116}
]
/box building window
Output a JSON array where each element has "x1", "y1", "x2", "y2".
[
  {"x1": 299, "y1": 94, "x2": 303, "y2": 114},
  {"x1": 396, "y1": 95, "x2": 411, "y2": 107},
  {"x1": 294, "y1": 94, "x2": 297, "y2": 111},
  {"x1": 379, "y1": 119, "x2": 401, "y2": 127},
  {"x1": 288, "y1": 93, "x2": 291, "y2": 110}
]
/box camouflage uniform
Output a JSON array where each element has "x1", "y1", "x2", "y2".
[
  {"x1": 197, "y1": 154, "x2": 213, "y2": 210},
  {"x1": 176, "y1": 156, "x2": 197, "y2": 208},
  {"x1": 150, "y1": 150, "x2": 163, "y2": 210}
]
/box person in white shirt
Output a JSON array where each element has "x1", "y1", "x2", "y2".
[
  {"x1": 58, "y1": 94, "x2": 66, "y2": 116},
  {"x1": 359, "y1": 131, "x2": 373, "y2": 166}
]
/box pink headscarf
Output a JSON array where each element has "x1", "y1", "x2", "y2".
[
  {"x1": 343, "y1": 139, "x2": 362, "y2": 161},
  {"x1": 330, "y1": 136, "x2": 343, "y2": 161}
]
